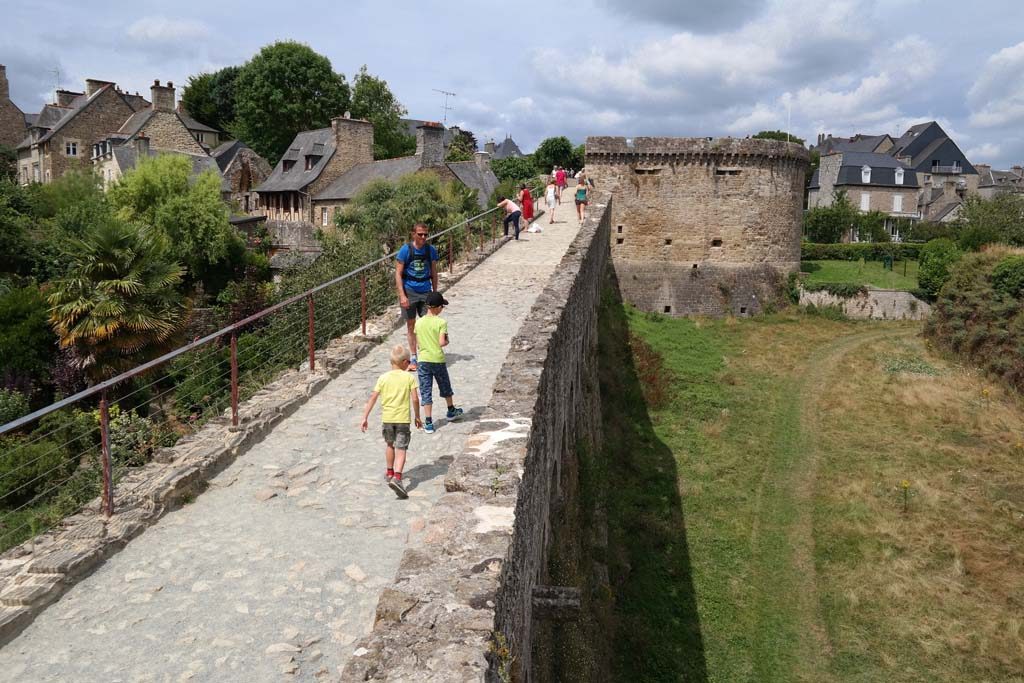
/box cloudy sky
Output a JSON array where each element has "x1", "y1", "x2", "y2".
[{"x1": 4, "y1": 0, "x2": 1024, "y2": 167}]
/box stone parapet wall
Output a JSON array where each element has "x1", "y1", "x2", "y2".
[
  {"x1": 617, "y1": 260, "x2": 787, "y2": 316},
  {"x1": 342, "y1": 195, "x2": 612, "y2": 681},
  {"x1": 800, "y1": 287, "x2": 931, "y2": 320},
  {"x1": 586, "y1": 136, "x2": 807, "y2": 317},
  {"x1": 0, "y1": 237, "x2": 508, "y2": 646}
]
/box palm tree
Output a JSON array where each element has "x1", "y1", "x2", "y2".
[{"x1": 48, "y1": 219, "x2": 187, "y2": 383}]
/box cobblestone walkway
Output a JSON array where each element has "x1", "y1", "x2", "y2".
[{"x1": 0, "y1": 218, "x2": 582, "y2": 682}]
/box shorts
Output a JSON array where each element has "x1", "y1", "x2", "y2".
[
  {"x1": 575, "y1": 198, "x2": 588, "y2": 206},
  {"x1": 402, "y1": 289, "x2": 430, "y2": 320},
  {"x1": 382, "y1": 422, "x2": 411, "y2": 449},
  {"x1": 417, "y1": 362, "x2": 453, "y2": 406}
]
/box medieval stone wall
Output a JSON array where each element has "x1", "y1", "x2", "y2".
[
  {"x1": 342, "y1": 195, "x2": 612, "y2": 682},
  {"x1": 587, "y1": 136, "x2": 808, "y2": 316}
]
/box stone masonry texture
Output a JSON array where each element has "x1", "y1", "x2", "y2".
[
  {"x1": 0, "y1": 205, "x2": 591, "y2": 681},
  {"x1": 800, "y1": 287, "x2": 931, "y2": 320},
  {"x1": 342, "y1": 195, "x2": 612, "y2": 682},
  {"x1": 41, "y1": 87, "x2": 135, "y2": 181},
  {"x1": 0, "y1": 66, "x2": 26, "y2": 149},
  {"x1": 587, "y1": 136, "x2": 808, "y2": 316}
]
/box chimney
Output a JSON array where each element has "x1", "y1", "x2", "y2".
[
  {"x1": 150, "y1": 79, "x2": 175, "y2": 111},
  {"x1": 135, "y1": 135, "x2": 150, "y2": 159},
  {"x1": 85, "y1": 79, "x2": 113, "y2": 97},
  {"x1": 330, "y1": 115, "x2": 374, "y2": 174},
  {"x1": 942, "y1": 179, "x2": 957, "y2": 200},
  {"x1": 1012, "y1": 165, "x2": 1024, "y2": 178},
  {"x1": 55, "y1": 89, "x2": 83, "y2": 107},
  {"x1": 474, "y1": 150, "x2": 491, "y2": 173},
  {"x1": 484, "y1": 140, "x2": 496, "y2": 155},
  {"x1": 416, "y1": 123, "x2": 445, "y2": 168},
  {"x1": 0, "y1": 65, "x2": 7, "y2": 100}
]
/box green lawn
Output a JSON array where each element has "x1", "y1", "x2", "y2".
[
  {"x1": 600, "y1": 302, "x2": 1024, "y2": 682},
  {"x1": 802, "y1": 259, "x2": 919, "y2": 291}
]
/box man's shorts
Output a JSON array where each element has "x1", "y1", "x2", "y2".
[
  {"x1": 402, "y1": 289, "x2": 430, "y2": 320},
  {"x1": 382, "y1": 422, "x2": 411, "y2": 449},
  {"x1": 417, "y1": 362, "x2": 453, "y2": 405}
]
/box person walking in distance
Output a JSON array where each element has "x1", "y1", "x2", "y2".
[
  {"x1": 544, "y1": 176, "x2": 558, "y2": 224},
  {"x1": 555, "y1": 166, "x2": 567, "y2": 204},
  {"x1": 414, "y1": 291, "x2": 464, "y2": 434},
  {"x1": 518, "y1": 184, "x2": 534, "y2": 225},
  {"x1": 359, "y1": 344, "x2": 422, "y2": 498},
  {"x1": 497, "y1": 196, "x2": 522, "y2": 240},
  {"x1": 395, "y1": 223, "x2": 439, "y2": 372},
  {"x1": 574, "y1": 176, "x2": 589, "y2": 225}
]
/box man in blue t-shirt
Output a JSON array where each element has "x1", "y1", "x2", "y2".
[{"x1": 395, "y1": 222, "x2": 439, "y2": 371}]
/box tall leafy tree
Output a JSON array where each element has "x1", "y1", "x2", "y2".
[
  {"x1": 445, "y1": 128, "x2": 478, "y2": 162},
  {"x1": 181, "y1": 66, "x2": 240, "y2": 132},
  {"x1": 108, "y1": 154, "x2": 244, "y2": 297},
  {"x1": 48, "y1": 219, "x2": 186, "y2": 382},
  {"x1": 233, "y1": 42, "x2": 350, "y2": 164},
  {"x1": 533, "y1": 136, "x2": 576, "y2": 172},
  {"x1": 350, "y1": 65, "x2": 413, "y2": 160}
]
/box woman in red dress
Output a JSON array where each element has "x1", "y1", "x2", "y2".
[{"x1": 518, "y1": 184, "x2": 534, "y2": 224}]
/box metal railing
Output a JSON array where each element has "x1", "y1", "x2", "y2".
[{"x1": 0, "y1": 188, "x2": 541, "y2": 550}]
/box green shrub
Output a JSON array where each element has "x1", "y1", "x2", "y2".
[
  {"x1": 105, "y1": 407, "x2": 160, "y2": 468},
  {"x1": 991, "y1": 255, "x2": 1024, "y2": 298},
  {"x1": 925, "y1": 247, "x2": 1024, "y2": 392},
  {"x1": 0, "y1": 436, "x2": 74, "y2": 507},
  {"x1": 803, "y1": 282, "x2": 867, "y2": 298},
  {"x1": 918, "y1": 238, "x2": 962, "y2": 298},
  {"x1": 0, "y1": 389, "x2": 29, "y2": 426},
  {"x1": 801, "y1": 242, "x2": 920, "y2": 261}
]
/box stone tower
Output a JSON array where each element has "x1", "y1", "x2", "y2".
[{"x1": 586, "y1": 136, "x2": 809, "y2": 316}]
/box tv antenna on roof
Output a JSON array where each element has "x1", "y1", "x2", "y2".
[{"x1": 432, "y1": 88, "x2": 456, "y2": 125}]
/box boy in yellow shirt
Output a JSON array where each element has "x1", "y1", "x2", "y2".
[
  {"x1": 360, "y1": 344, "x2": 422, "y2": 498},
  {"x1": 414, "y1": 292, "x2": 464, "y2": 434}
]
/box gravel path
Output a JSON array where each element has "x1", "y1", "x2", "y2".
[{"x1": 0, "y1": 217, "x2": 582, "y2": 682}]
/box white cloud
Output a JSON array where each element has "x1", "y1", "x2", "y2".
[
  {"x1": 126, "y1": 16, "x2": 210, "y2": 43},
  {"x1": 966, "y1": 142, "x2": 1001, "y2": 161},
  {"x1": 968, "y1": 41, "x2": 1024, "y2": 128}
]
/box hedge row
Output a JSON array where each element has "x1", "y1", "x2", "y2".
[{"x1": 801, "y1": 242, "x2": 921, "y2": 261}]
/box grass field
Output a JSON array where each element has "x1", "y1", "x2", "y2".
[
  {"x1": 802, "y1": 259, "x2": 919, "y2": 290},
  {"x1": 601, "y1": 298, "x2": 1024, "y2": 682}
]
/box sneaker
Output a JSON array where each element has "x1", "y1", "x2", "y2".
[
  {"x1": 424, "y1": 420, "x2": 435, "y2": 434},
  {"x1": 446, "y1": 407, "x2": 464, "y2": 420},
  {"x1": 388, "y1": 477, "x2": 408, "y2": 499}
]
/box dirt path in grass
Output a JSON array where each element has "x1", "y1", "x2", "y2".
[
  {"x1": 795, "y1": 325, "x2": 918, "y2": 680},
  {"x1": 748, "y1": 324, "x2": 918, "y2": 682}
]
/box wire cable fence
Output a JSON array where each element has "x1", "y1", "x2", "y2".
[{"x1": 0, "y1": 192, "x2": 540, "y2": 551}]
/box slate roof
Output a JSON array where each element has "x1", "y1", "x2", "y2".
[
  {"x1": 118, "y1": 109, "x2": 155, "y2": 138},
  {"x1": 889, "y1": 121, "x2": 977, "y2": 175},
  {"x1": 812, "y1": 134, "x2": 890, "y2": 155},
  {"x1": 807, "y1": 168, "x2": 820, "y2": 189},
  {"x1": 978, "y1": 167, "x2": 1024, "y2": 188},
  {"x1": 16, "y1": 104, "x2": 71, "y2": 149},
  {"x1": 177, "y1": 108, "x2": 219, "y2": 134},
  {"x1": 110, "y1": 145, "x2": 220, "y2": 181},
  {"x1": 400, "y1": 118, "x2": 453, "y2": 148},
  {"x1": 23, "y1": 113, "x2": 37, "y2": 127},
  {"x1": 493, "y1": 136, "x2": 523, "y2": 159},
  {"x1": 446, "y1": 160, "x2": 499, "y2": 208},
  {"x1": 313, "y1": 156, "x2": 423, "y2": 201},
  {"x1": 212, "y1": 139, "x2": 244, "y2": 172},
  {"x1": 833, "y1": 152, "x2": 919, "y2": 188},
  {"x1": 255, "y1": 128, "x2": 336, "y2": 192},
  {"x1": 124, "y1": 94, "x2": 150, "y2": 112}
]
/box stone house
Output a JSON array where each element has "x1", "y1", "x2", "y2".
[
  {"x1": 311, "y1": 123, "x2": 499, "y2": 227},
  {"x1": 808, "y1": 152, "x2": 920, "y2": 240},
  {"x1": 178, "y1": 104, "x2": 222, "y2": 150},
  {"x1": 0, "y1": 65, "x2": 27, "y2": 150},
  {"x1": 975, "y1": 163, "x2": 1024, "y2": 199},
  {"x1": 212, "y1": 140, "x2": 272, "y2": 212},
  {"x1": 16, "y1": 79, "x2": 136, "y2": 184},
  {"x1": 91, "y1": 135, "x2": 219, "y2": 190}
]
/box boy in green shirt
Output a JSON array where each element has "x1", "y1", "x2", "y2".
[
  {"x1": 360, "y1": 344, "x2": 422, "y2": 498},
  {"x1": 414, "y1": 292, "x2": 464, "y2": 434}
]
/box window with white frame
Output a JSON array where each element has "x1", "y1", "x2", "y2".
[
  {"x1": 860, "y1": 192, "x2": 870, "y2": 211},
  {"x1": 893, "y1": 194, "x2": 903, "y2": 213},
  {"x1": 65, "y1": 141, "x2": 77, "y2": 157},
  {"x1": 861, "y1": 165, "x2": 871, "y2": 183},
  {"x1": 895, "y1": 168, "x2": 904, "y2": 185},
  {"x1": 321, "y1": 207, "x2": 328, "y2": 226}
]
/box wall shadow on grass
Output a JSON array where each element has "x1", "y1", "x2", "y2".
[{"x1": 599, "y1": 273, "x2": 709, "y2": 682}]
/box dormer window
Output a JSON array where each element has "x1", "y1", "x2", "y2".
[
  {"x1": 895, "y1": 168, "x2": 904, "y2": 185},
  {"x1": 305, "y1": 155, "x2": 321, "y2": 171},
  {"x1": 861, "y1": 165, "x2": 871, "y2": 183},
  {"x1": 283, "y1": 160, "x2": 295, "y2": 172}
]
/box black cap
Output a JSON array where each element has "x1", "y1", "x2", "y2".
[{"x1": 426, "y1": 291, "x2": 448, "y2": 307}]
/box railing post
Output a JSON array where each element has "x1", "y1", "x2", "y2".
[
  {"x1": 491, "y1": 215, "x2": 496, "y2": 244},
  {"x1": 307, "y1": 294, "x2": 315, "y2": 372},
  {"x1": 479, "y1": 221, "x2": 484, "y2": 252},
  {"x1": 99, "y1": 392, "x2": 113, "y2": 517},
  {"x1": 360, "y1": 275, "x2": 367, "y2": 336},
  {"x1": 230, "y1": 333, "x2": 239, "y2": 427},
  {"x1": 448, "y1": 233, "x2": 454, "y2": 274}
]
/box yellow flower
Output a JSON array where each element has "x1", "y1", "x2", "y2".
[
  {"x1": 982, "y1": 387, "x2": 991, "y2": 397},
  {"x1": 901, "y1": 480, "x2": 910, "y2": 489}
]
